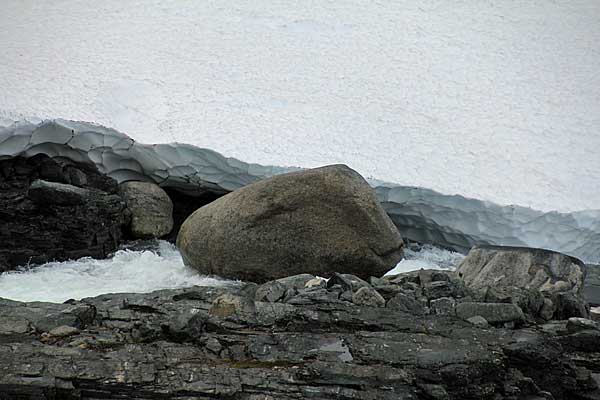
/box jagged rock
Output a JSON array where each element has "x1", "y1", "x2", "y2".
[
  {"x1": 0, "y1": 155, "x2": 129, "y2": 272},
  {"x1": 387, "y1": 292, "x2": 426, "y2": 315},
  {"x1": 566, "y1": 318, "x2": 599, "y2": 333},
  {"x1": 456, "y1": 302, "x2": 525, "y2": 325},
  {"x1": 177, "y1": 165, "x2": 404, "y2": 282},
  {"x1": 430, "y1": 297, "x2": 456, "y2": 315},
  {"x1": 254, "y1": 280, "x2": 287, "y2": 303},
  {"x1": 119, "y1": 181, "x2": 173, "y2": 238},
  {"x1": 28, "y1": 179, "x2": 88, "y2": 205},
  {"x1": 352, "y1": 286, "x2": 385, "y2": 307},
  {"x1": 457, "y1": 245, "x2": 588, "y2": 319},
  {"x1": 327, "y1": 273, "x2": 371, "y2": 292},
  {"x1": 1, "y1": 283, "x2": 600, "y2": 399}
]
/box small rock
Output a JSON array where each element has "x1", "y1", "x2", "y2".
[
  {"x1": 209, "y1": 294, "x2": 256, "y2": 320},
  {"x1": 387, "y1": 292, "x2": 426, "y2": 315},
  {"x1": 119, "y1": 181, "x2": 174, "y2": 238},
  {"x1": 567, "y1": 318, "x2": 600, "y2": 333},
  {"x1": 352, "y1": 286, "x2": 385, "y2": 307},
  {"x1": 430, "y1": 297, "x2": 456, "y2": 316},
  {"x1": 467, "y1": 316, "x2": 489, "y2": 328},
  {"x1": 419, "y1": 383, "x2": 449, "y2": 400},
  {"x1": 424, "y1": 281, "x2": 453, "y2": 300},
  {"x1": 205, "y1": 337, "x2": 222, "y2": 354},
  {"x1": 48, "y1": 325, "x2": 80, "y2": 338},
  {"x1": 456, "y1": 302, "x2": 524, "y2": 325},
  {"x1": 276, "y1": 274, "x2": 316, "y2": 290},
  {"x1": 305, "y1": 277, "x2": 326, "y2": 290},
  {"x1": 327, "y1": 273, "x2": 370, "y2": 292},
  {"x1": 254, "y1": 280, "x2": 287, "y2": 303},
  {"x1": 0, "y1": 317, "x2": 30, "y2": 334},
  {"x1": 28, "y1": 179, "x2": 88, "y2": 206}
]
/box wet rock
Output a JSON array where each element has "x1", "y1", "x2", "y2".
[
  {"x1": 177, "y1": 165, "x2": 404, "y2": 282},
  {"x1": 352, "y1": 286, "x2": 385, "y2": 307},
  {"x1": 456, "y1": 302, "x2": 524, "y2": 325},
  {"x1": 119, "y1": 181, "x2": 174, "y2": 238}
]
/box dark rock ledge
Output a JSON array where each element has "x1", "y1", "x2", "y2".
[{"x1": 1, "y1": 270, "x2": 600, "y2": 400}]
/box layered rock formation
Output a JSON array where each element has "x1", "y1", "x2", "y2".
[
  {"x1": 457, "y1": 246, "x2": 589, "y2": 321},
  {"x1": 2, "y1": 118, "x2": 598, "y2": 264},
  {"x1": 0, "y1": 154, "x2": 130, "y2": 271},
  {"x1": 2, "y1": 271, "x2": 600, "y2": 399},
  {"x1": 177, "y1": 165, "x2": 404, "y2": 282}
]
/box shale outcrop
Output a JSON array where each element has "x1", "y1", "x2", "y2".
[{"x1": 2, "y1": 268, "x2": 600, "y2": 399}]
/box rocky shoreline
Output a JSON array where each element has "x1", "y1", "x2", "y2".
[
  {"x1": 1, "y1": 267, "x2": 600, "y2": 399},
  {"x1": 1, "y1": 119, "x2": 600, "y2": 399}
]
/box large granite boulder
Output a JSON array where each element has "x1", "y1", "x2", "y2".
[
  {"x1": 177, "y1": 164, "x2": 404, "y2": 283},
  {"x1": 0, "y1": 155, "x2": 130, "y2": 271},
  {"x1": 119, "y1": 181, "x2": 173, "y2": 238},
  {"x1": 457, "y1": 245, "x2": 588, "y2": 319}
]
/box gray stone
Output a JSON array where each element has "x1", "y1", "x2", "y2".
[
  {"x1": 327, "y1": 273, "x2": 371, "y2": 292},
  {"x1": 352, "y1": 286, "x2": 385, "y2": 307},
  {"x1": 387, "y1": 292, "x2": 426, "y2": 315},
  {"x1": 177, "y1": 165, "x2": 404, "y2": 283},
  {"x1": 209, "y1": 293, "x2": 257, "y2": 321},
  {"x1": 48, "y1": 325, "x2": 80, "y2": 337},
  {"x1": 254, "y1": 280, "x2": 287, "y2": 303},
  {"x1": 457, "y1": 245, "x2": 588, "y2": 320},
  {"x1": 456, "y1": 302, "x2": 525, "y2": 325},
  {"x1": 275, "y1": 274, "x2": 316, "y2": 290},
  {"x1": 0, "y1": 282, "x2": 599, "y2": 399},
  {"x1": 467, "y1": 315, "x2": 489, "y2": 328},
  {"x1": 424, "y1": 281, "x2": 453, "y2": 300},
  {"x1": 566, "y1": 318, "x2": 599, "y2": 333},
  {"x1": 119, "y1": 181, "x2": 174, "y2": 238},
  {"x1": 28, "y1": 179, "x2": 88, "y2": 205},
  {"x1": 430, "y1": 297, "x2": 456, "y2": 316}
]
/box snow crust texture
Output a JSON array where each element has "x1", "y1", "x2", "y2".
[
  {"x1": 1, "y1": 119, "x2": 598, "y2": 263},
  {"x1": 1, "y1": 1, "x2": 599, "y2": 212}
]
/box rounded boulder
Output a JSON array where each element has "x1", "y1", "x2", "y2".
[
  {"x1": 176, "y1": 165, "x2": 404, "y2": 283},
  {"x1": 119, "y1": 181, "x2": 174, "y2": 238}
]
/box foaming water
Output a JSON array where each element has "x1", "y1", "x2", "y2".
[
  {"x1": 0, "y1": 241, "x2": 234, "y2": 303},
  {"x1": 384, "y1": 245, "x2": 465, "y2": 276},
  {"x1": 0, "y1": 241, "x2": 461, "y2": 303}
]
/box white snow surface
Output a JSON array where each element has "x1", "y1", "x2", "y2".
[
  {"x1": 0, "y1": 241, "x2": 235, "y2": 303},
  {"x1": 1, "y1": 1, "x2": 599, "y2": 212}
]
